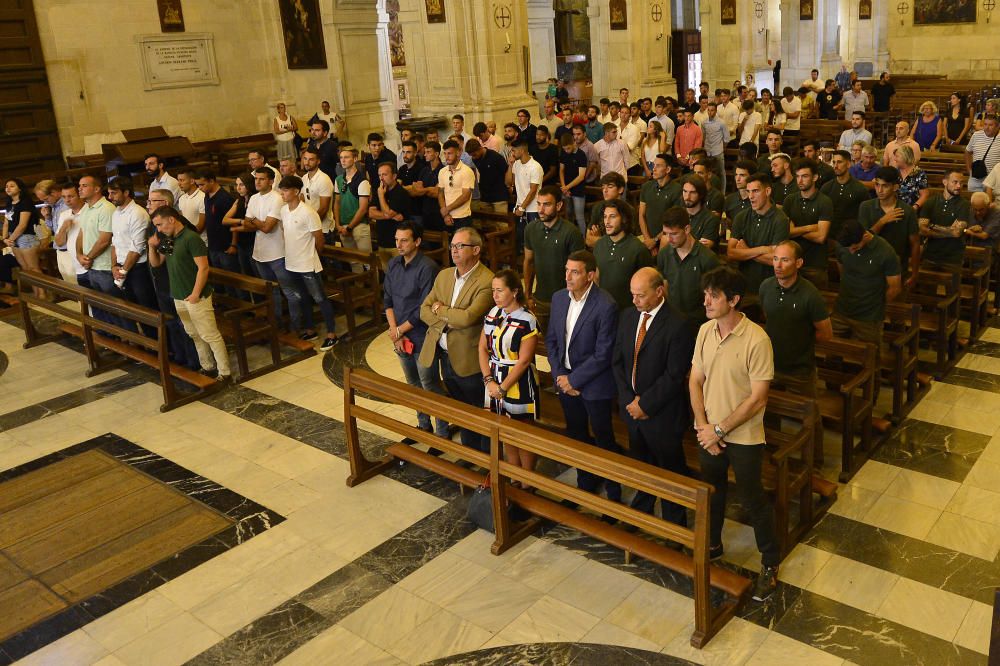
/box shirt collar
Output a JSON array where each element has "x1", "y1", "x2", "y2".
[
  {"x1": 570, "y1": 282, "x2": 594, "y2": 304},
  {"x1": 456, "y1": 262, "x2": 479, "y2": 281},
  {"x1": 643, "y1": 298, "x2": 666, "y2": 319},
  {"x1": 714, "y1": 312, "x2": 749, "y2": 338}
]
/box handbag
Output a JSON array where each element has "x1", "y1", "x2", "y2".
[
  {"x1": 972, "y1": 133, "x2": 997, "y2": 179},
  {"x1": 467, "y1": 476, "x2": 495, "y2": 532}
]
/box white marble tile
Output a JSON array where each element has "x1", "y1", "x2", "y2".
[
  {"x1": 495, "y1": 538, "x2": 589, "y2": 593},
  {"x1": 581, "y1": 621, "x2": 662, "y2": 652},
  {"x1": 745, "y1": 632, "x2": 843, "y2": 666},
  {"x1": 398, "y1": 551, "x2": 492, "y2": 607},
  {"x1": 876, "y1": 577, "x2": 972, "y2": 642},
  {"x1": 15, "y1": 629, "x2": 108, "y2": 666},
  {"x1": 807, "y1": 552, "x2": 899, "y2": 614},
  {"x1": 861, "y1": 493, "x2": 940, "y2": 540},
  {"x1": 439, "y1": 571, "x2": 544, "y2": 633},
  {"x1": 954, "y1": 601, "x2": 992, "y2": 655},
  {"x1": 189, "y1": 575, "x2": 289, "y2": 636},
  {"x1": 963, "y1": 457, "x2": 1000, "y2": 494},
  {"x1": 494, "y1": 595, "x2": 600, "y2": 644},
  {"x1": 777, "y1": 543, "x2": 833, "y2": 589},
  {"x1": 92, "y1": 656, "x2": 129, "y2": 666},
  {"x1": 386, "y1": 610, "x2": 492, "y2": 664},
  {"x1": 924, "y1": 511, "x2": 1000, "y2": 561},
  {"x1": 340, "y1": 585, "x2": 441, "y2": 649},
  {"x1": 255, "y1": 479, "x2": 323, "y2": 516},
  {"x1": 659, "y1": 617, "x2": 772, "y2": 666},
  {"x1": 882, "y1": 468, "x2": 960, "y2": 510},
  {"x1": 604, "y1": 581, "x2": 693, "y2": 648},
  {"x1": 904, "y1": 399, "x2": 953, "y2": 426},
  {"x1": 113, "y1": 613, "x2": 222, "y2": 666},
  {"x1": 847, "y1": 460, "x2": 901, "y2": 493},
  {"x1": 82, "y1": 590, "x2": 184, "y2": 652},
  {"x1": 278, "y1": 625, "x2": 402, "y2": 666},
  {"x1": 448, "y1": 531, "x2": 538, "y2": 572},
  {"x1": 828, "y1": 483, "x2": 881, "y2": 521},
  {"x1": 943, "y1": 405, "x2": 1000, "y2": 436},
  {"x1": 548, "y1": 558, "x2": 643, "y2": 619},
  {"x1": 252, "y1": 542, "x2": 348, "y2": 599}
]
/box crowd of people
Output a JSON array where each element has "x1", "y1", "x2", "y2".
[{"x1": 2, "y1": 79, "x2": 1000, "y2": 602}]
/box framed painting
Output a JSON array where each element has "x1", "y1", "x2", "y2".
[
  {"x1": 277, "y1": 0, "x2": 327, "y2": 69},
  {"x1": 721, "y1": 0, "x2": 736, "y2": 24},
  {"x1": 859, "y1": 0, "x2": 872, "y2": 20},
  {"x1": 799, "y1": 0, "x2": 813, "y2": 20},
  {"x1": 610, "y1": 0, "x2": 627, "y2": 30},
  {"x1": 914, "y1": 0, "x2": 976, "y2": 24},
  {"x1": 425, "y1": 0, "x2": 446, "y2": 24},
  {"x1": 157, "y1": 0, "x2": 184, "y2": 32}
]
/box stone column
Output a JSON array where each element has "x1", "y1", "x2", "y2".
[
  {"x1": 819, "y1": 0, "x2": 842, "y2": 74},
  {"x1": 526, "y1": 0, "x2": 557, "y2": 111}
]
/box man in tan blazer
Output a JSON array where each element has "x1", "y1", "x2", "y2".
[{"x1": 419, "y1": 226, "x2": 495, "y2": 450}]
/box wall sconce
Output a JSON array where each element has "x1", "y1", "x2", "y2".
[
  {"x1": 896, "y1": 1, "x2": 909, "y2": 25},
  {"x1": 504, "y1": 31, "x2": 511, "y2": 53}
]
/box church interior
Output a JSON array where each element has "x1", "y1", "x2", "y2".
[{"x1": 1, "y1": 0, "x2": 1000, "y2": 664}]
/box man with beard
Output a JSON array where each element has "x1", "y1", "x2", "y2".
[
  {"x1": 769, "y1": 154, "x2": 796, "y2": 205},
  {"x1": 838, "y1": 111, "x2": 873, "y2": 151},
  {"x1": 305, "y1": 120, "x2": 339, "y2": 180},
  {"x1": 822, "y1": 150, "x2": 871, "y2": 240},
  {"x1": 638, "y1": 154, "x2": 682, "y2": 254},
  {"x1": 144, "y1": 153, "x2": 180, "y2": 202},
  {"x1": 919, "y1": 170, "x2": 971, "y2": 271},
  {"x1": 593, "y1": 201, "x2": 654, "y2": 309},
  {"x1": 728, "y1": 173, "x2": 791, "y2": 298},
  {"x1": 680, "y1": 175, "x2": 720, "y2": 250},
  {"x1": 523, "y1": 185, "x2": 585, "y2": 333}
]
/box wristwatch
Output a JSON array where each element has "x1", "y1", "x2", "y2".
[{"x1": 713, "y1": 424, "x2": 727, "y2": 440}]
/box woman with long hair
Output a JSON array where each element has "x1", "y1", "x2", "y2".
[
  {"x1": 478, "y1": 269, "x2": 540, "y2": 484},
  {"x1": 2, "y1": 178, "x2": 43, "y2": 294},
  {"x1": 273, "y1": 102, "x2": 299, "y2": 164},
  {"x1": 642, "y1": 120, "x2": 667, "y2": 178},
  {"x1": 937, "y1": 93, "x2": 970, "y2": 148},
  {"x1": 221, "y1": 172, "x2": 258, "y2": 279}
]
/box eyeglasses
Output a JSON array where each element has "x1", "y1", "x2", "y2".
[{"x1": 449, "y1": 243, "x2": 475, "y2": 250}]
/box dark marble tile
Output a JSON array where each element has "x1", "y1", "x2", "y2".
[
  {"x1": 321, "y1": 327, "x2": 390, "y2": 404},
  {"x1": 151, "y1": 537, "x2": 231, "y2": 583},
  {"x1": 0, "y1": 606, "x2": 93, "y2": 662},
  {"x1": 0, "y1": 373, "x2": 146, "y2": 432},
  {"x1": 0, "y1": 349, "x2": 8, "y2": 378},
  {"x1": 966, "y1": 339, "x2": 1000, "y2": 359},
  {"x1": 941, "y1": 366, "x2": 1000, "y2": 393},
  {"x1": 0, "y1": 647, "x2": 12, "y2": 666},
  {"x1": 79, "y1": 569, "x2": 169, "y2": 620},
  {"x1": 804, "y1": 513, "x2": 1000, "y2": 605},
  {"x1": 776, "y1": 589, "x2": 986, "y2": 666},
  {"x1": 296, "y1": 562, "x2": 393, "y2": 621},
  {"x1": 423, "y1": 642, "x2": 697, "y2": 665},
  {"x1": 870, "y1": 418, "x2": 988, "y2": 482},
  {"x1": 184, "y1": 601, "x2": 329, "y2": 666},
  {"x1": 229, "y1": 511, "x2": 285, "y2": 545},
  {"x1": 0, "y1": 404, "x2": 52, "y2": 432},
  {"x1": 384, "y1": 463, "x2": 466, "y2": 502},
  {"x1": 355, "y1": 498, "x2": 477, "y2": 584}
]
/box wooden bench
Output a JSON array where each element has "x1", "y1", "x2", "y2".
[
  {"x1": 319, "y1": 245, "x2": 381, "y2": 337},
  {"x1": 475, "y1": 211, "x2": 517, "y2": 269},
  {"x1": 907, "y1": 268, "x2": 961, "y2": 378},
  {"x1": 961, "y1": 245, "x2": 991, "y2": 341},
  {"x1": 815, "y1": 338, "x2": 877, "y2": 482},
  {"x1": 881, "y1": 302, "x2": 924, "y2": 422},
  {"x1": 206, "y1": 268, "x2": 315, "y2": 380},
  {"x1": 343, "y1": 367, "x2": 751, "y2": 648},
  {"x1": 16, "y1": 270, "x2": 219, "y2": 412},
  {"x1": 421, "y1": 229, "x2": 450, "y2": 268}
]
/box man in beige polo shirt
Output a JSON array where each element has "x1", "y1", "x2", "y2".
[{"x1": 689, "y1": 266, "x2": 780, "y2": 602}]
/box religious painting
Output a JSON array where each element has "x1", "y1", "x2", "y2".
[
  {"x1": 387, "y1": 0, "x2": 405, "y2": 67},
  {"x1": 425, "y1": 0, "x2": 446, "y2": 24},
  {"x1": 799, "y1": 0, "x2": 813, "y2": 20},
  {"x1": 609, "y1": 0, "x2": 627, "y2": 30},
  {"x1": 157, "y1": 0, "x2": 184, "y2": 32},
  {"x1": 914, "y1": 0, "x2": 976, "y2": 24},
  {"x1": 858, "y1": 0, "x2": 872, "y2": 20},
  {"x1": 277, "y1": 0, "x2": 328, "y2": 69},
  {"x1": 721, "y1": 0, "x2": 736, "y2": 25}
]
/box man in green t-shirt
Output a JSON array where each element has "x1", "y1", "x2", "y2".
[
  {"x1": 149, "y1": 206, "x2": 231, "y2": 381},
  {"x1": 728, "y1": 174, "x2": 791, "y2": 300},
  {"x1": 821, "y1": 149, "x2": 871, "y2": 241},
  {"x1": 594, "y1": 200, "x2": 654, "y2": 309},
  {"x1": 918, "y1": 170, "x2": 971, "y2": 270},
  {"x1": 681, "y1": 175, "x2": 721, "y2": 250},
  {"x1": 637, "y1": 154, "x2": 681, "y2": 254},
  {"x1": 524, "y1": 185, "x2": 585, "y2": 333},
  {"x1": 769, "y1": 154, "x2": 796, "y2": 206},
  {"x1": 784, "y1": 158, "x2": 834, "y2": 288},
  {"x1": 858, "y1": 166, "x2": 919, "y2": 287},
  {"x1": 656, "y1": 206, "x2": 720, "y2": 330}
]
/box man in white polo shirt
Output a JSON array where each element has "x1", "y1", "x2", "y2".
[
  {"x1": 176, "y1": 168, "x2": 206, "y2": 237},
  {"x1": 53, "y1": 182, "x2": 86, "y2": 284},
  {"x1": 508, "y1": 138, "x2": 544, "y2": 253},
  {"x1": 300, "y1": 147, "x2": 335, "y2": 241}
]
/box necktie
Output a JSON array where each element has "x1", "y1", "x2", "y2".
[{"x1": 632, "y1": 312, "x2": 651, "y2": 390}]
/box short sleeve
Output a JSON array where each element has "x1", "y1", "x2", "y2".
[
  {"x1": 883, "y1": 248, "x2": 902, "y2": 277},
  {"x1": 817, "y1": 195, "x2": 834, "y2": 221},
  {"x1": 317, "y1": 176, "x2": 334, "y2": 197},
  {"x1": 691, "y1": 325, "x2": 708, "y2": 372},
  {"x1": 333, "y1": 178, "x2": 342, "y2": 195},
  {"x1": 808, "y1": 288, "x2": 830, "y2": 323},
  {"x1": 357, "y1": 180, "x2": 372, "y2": 197},
  {"x1": 264, "y1": 194, "x2": 282, "y2": 220},
  {"x1": 772, "y1": 213, "x2": 791, "y2": 242},
  {"x1": 747, "y1": 334, "x2": 775, "y2": 382},
  {"x1": 731, "y1": 212, "x2": 747, "y2": 240},
  {"x1": 305, "y1": 209, "x2": 322, "y2": 233},
  {"x1": 530, "y1": 163, "x2": 543, "y2": 185}
]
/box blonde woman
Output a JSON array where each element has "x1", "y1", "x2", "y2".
[
  {"x1": 910, "y1": 101, "x2": 941, "y2": 151},
  {"x1": 973, "y1": 98, "x2": 999, "y2": 132},
  {"x1": 642, "y1": 120, "x2": 667, "y2": 178},
  {"x1": 894, "y1": 145, "x2": 930, "y2": 213},
  {"x1": 273, "y1": 102, "x2": 299, "y2": 163}
]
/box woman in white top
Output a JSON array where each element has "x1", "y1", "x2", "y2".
[
  {"x1": 642, "y1": 121, "x2": 667, "y2": 178},
  {"x1": 273, "y1": 102, "x2": 299, "y2": 163}
]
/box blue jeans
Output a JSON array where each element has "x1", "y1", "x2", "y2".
[
  {"x1": 569, "y1": 196, "x2": 586, "y2": 236},
  {"x1": 398, "y1": 348, "x2": 433, "y2": 432},
  {"x1": 292, "y1": 270, "x2": 337, "y2": 335},
  {"x1": 86, "y1": 269, "x2": 125, "y2": 330},
  {"x1": 254, "y1": 257, "x2": 301, "y2": 326},
  {"x1": 417, "y1": 345, "x2": 452, "y2": 438}
]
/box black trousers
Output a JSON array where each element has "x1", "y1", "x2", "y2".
[
  {"x1": 437, "y1": 346, "x2": 489, "y2": 452},
  {"x1": 558, "y1": 392, "x2": 621, "y2": 501},
  {"x1": 698, "y1": 443, "x2": 780, "y2": 567},
  {"x1": 625, "y1": 422, "x2": 689, "y2": 525}
]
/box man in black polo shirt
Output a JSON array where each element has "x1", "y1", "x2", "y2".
[
  {"x1": 363, "y1": 133, "x2": 397, "y2": 185},
  {"x1": 656, "y1": 206, "x2": 720, "y2": 331},
  {"x1": 759, "y1": 240, "x2": 832, "y2": 399},
  {"x1": 369, "y1": 162, "x2": 412, "y2": 271},
  {"x1": 531, "y1": 126, "x2": 560, "y2": 186},
  {"x1": 195, "y1": 169, "x2": 239, "y2": 276},
  {"x1": 728, "y1": 173, "x2": 791, "y2": 298},
  {"x1": 919, "y1": 170, "x2": 971, "y2": 271},
  {"x1": 802, "y1": 141, "x2": 835, "y2": 188},
  {"x1": 414, "y1": 141, "x2": 445, "y2": 232},
  {"x1": 833, "y1": 219, "x2": 902, "y2": 379},
  {"x1": 638, "y1": 154, "x2": 682, "y2": 253},
  {"x1": 871, "y1": 72, "x2": 895, "y2": 113},
  {"x1": 559, "y1": 133, "x2": 589, "y2": 235},
  {"x1": 306, "y1": 120, "x2": 339, "y2": 180},
  {"x1": 859, "y1": 166, "x2": 919, "y2": 288},
  {"x1": 821, "y1": 150, "x2": 870, "y2": 240},
  {"x1": 757, "y1": 130, "x2": 784, "y2": 174},
  {"x1": 398, "y1": 140, "x2": 425, "y2": 225},
  {"x1": 468, "y1": 138, "x2": 509, "y2": 215},
  {"x1": 680, "y1": 175, "x2": 720, "y2": 250},
  {"x1": 816, "y1": 79, "x2": 842, "y2": 120},
  {"x1": 524, "y1": 186, "x2": 585, "y2": 333},
  {"x1": 785, "y1": 158, "x2": 834, "y2": 288},
  {"x1": 769, "y1": 155, "x2": 796, "y2": 205}
]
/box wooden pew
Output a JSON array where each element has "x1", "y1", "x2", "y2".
[
  {"x1": 206, "y1": 268, "x2": 315, "y2": 381},
  {"x1": 474, "y1": 210, "x2": 517, "y2": 269},
  {"x1": 319, "y1": 245, "x2": 381, "y2": 338},
  {"x1": 421, "y1": 229, "x2": 450, "y2": 268},
  {"x1": 16, "y1": 270, "x2": 219, "y2": 411},
  {"x1": 814, "y1": 338, "x2": 877, "y2": 482},
  {"x1": 907, "y1": 268, "x2": 961, "y2": 378},
  {"x1": 881, "y1": 302, "x2": 924, "y2": 422},
  {"x1": 961, "y1": 245, "x2": 991, "y2": 340},
  {"x1": 342, "y1": 367, "x2": 750, "y2": 649}
]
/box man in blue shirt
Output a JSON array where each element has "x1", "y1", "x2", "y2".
[
  {"x1": 701, "y1": 102, "x2": 731, "y2": 193},
  {"x1": 383, "y1": 221, "x2": 443, "y2": 437}
]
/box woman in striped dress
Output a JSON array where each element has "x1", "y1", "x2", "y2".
[{"x1": 479, "y1": 269, "x2": 540, "y2": 478}]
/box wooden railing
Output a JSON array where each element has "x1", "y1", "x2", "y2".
[{"x1": 342, "y1": 367, "x2": 750, "y2": 648}]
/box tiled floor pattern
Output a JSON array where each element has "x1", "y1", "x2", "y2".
[{"x1": 0, "y1": 318, "x2": 995, "y2": 664}]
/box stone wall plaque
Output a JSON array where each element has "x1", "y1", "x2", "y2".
[{"x1": 136, "y1": 33, "x2": 220, "y2": 91}]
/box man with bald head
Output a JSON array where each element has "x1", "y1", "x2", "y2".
[
  {"x1": 612, "y1": 266, "x2": 695, "y2": 525},
  {"x1": 883, "y1": 121, "x2": 921, "y2": 166},
  {"x1": 965, "y1": 191, "x2": 1000, "y2": 249}
]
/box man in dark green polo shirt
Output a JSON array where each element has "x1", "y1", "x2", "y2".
[
  {"x1": 759, "y1": 240, "x2": 832, "y2": 397},
  {"x1": 594, "y1": 200, "x2": 654, "y2": 309},
  {"x1": 637, "y1": 154, "x2": 681, "y2": 254},
  {"x1": 859, "y1": 166, "x2": 919, "y2": 288},
  {"x1": 769, "y1": 155, "x2": 796, "y2": 206},
  {"x1": 833, "y1": 219, "x2": 902, "y2": 379},
  {"x1": 524, "y1": 185, "x2": 585, "y2": 333},
  {"x1": 918, "y1": 170, "x2": 971, "y2": 270},
  {"x1": 728, "y1": 174, "x2": 791, "y2": 298},
  {"x1": 588, "y1": 172, "x2": 636, "y2": 239},
  {"x1": 724, "y1": 160, "x2": 755, "y2": 223},
  {"x1": 692, "y1": 160, "x2": 725, "y2": 215},
  {"x1": 757, "y1": 130, "x2": 784, "y2": 175},
  {"x1": 821, "y1": 149, "x2": 871, "y2": 241},
  {"x1": 657, "y1": 206, "x2": 720, "y2": 330},
  {"x1": 784, "y1": 158, "x2": 834, "y2": 288},
  {"x1": 681, "y1": 175, "x2": 721, "y2": 250},
  {"x1": 802, "y1": 141, "x2": 835, "y2": 188}
]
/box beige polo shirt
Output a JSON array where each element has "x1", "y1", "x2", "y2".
[{"x1": 692, "y1": 313, "x2": 774, "y2": 445}]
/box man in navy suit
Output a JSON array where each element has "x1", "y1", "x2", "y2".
[
  {"x1": 546, "y1": 250, "x2": 621, "y2": 502},
  {"x1": 613, "y1": 266, "x2": 695, "y2": 524}
]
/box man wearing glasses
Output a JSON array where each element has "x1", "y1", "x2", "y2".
[{"x1": 420, "y1": 227, "x2": 495, "y2": 451}]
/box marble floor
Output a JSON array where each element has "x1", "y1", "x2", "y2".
[{"x1": 0, "y1": 312, "x2": 995, "y2": 666}]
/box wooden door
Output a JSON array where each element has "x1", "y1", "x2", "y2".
[{"x1": 0, "y1": 1, "x2": 64, "y2": 176}]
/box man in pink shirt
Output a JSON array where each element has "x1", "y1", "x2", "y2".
[
  {"x1": 474, "y1": 121, "x2": 503, "y2": 153},
  {"x1": 593, "y1": 123, "x2": 629, "y2": 179},
  {"x1": 674, "y1": 110, "x2": 704, "y2": 168}
]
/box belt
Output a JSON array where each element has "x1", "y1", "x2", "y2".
[{"x1": 57, "y1": 248, "x2": 68, "y2": 252}]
